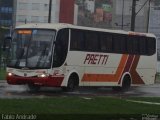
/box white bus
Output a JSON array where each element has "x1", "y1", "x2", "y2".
[{"x1": 6, "y1": 23, "x2": 157, "y2": 91}]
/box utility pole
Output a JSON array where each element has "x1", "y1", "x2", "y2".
[
  {"x1": 48, "y1": 0, "x2": 52, "y2": 23},
  {"x1": 131, "y1": 0, "x2": 150, "y2": 32},
  {"x1": 121, "y1": 0, "x2": 125, "y2": 30},
  {"x1": 131, "y1": 0, "x2": 136, "y2": 31},
  {"x1": 147, "y1": 0, "x2": 151, "y2": 33}
]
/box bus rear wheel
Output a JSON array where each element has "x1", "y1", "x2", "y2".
[
  {"x1": 27, "y1": 84, "x2": 40, "y2": 93},
  {"x1": 121, "y1": 75, "x2": 131, "y2": 91},
  {"x1": 112, "y1": 75, "x2": 131, "y2": 91},
  {"x1": 112, "y1": 86, "x2": 122, "y2": 91}
]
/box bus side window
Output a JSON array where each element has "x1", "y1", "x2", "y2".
[
  {"x1": 53, "y1": 29, "x2": 69, "y2": 67},
  {"x1": 147, "y1": 38, "x2": 156, "y2": 55},
  {"x1": 113, "y1": 34, "x2": 126, "y2": 53},
  {"x1": 100, "y1": 33, "x2": 113, "y2": 52},
  {"x1": 132, "y1": 37, "x2": 139, "y2": 54},
  {"x1": 126, "y1": 36, "x2": 134, "y2": 54},
  {"x1": 139, "y1": 37, "x2": 147, "y2": 55},
  {"x1": 100, "y1": 33, "x2": 107, "y2": 52},
  {"x1": 85, "y1": 31, "x2": 99, "y2": 52},
  {"x1": 70, "y1": 29, "x2": 85, "y2": 51}
]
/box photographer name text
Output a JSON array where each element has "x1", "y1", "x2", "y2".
[{"x1": 1, "y1": 114, "x2": 37, "y2": 120}]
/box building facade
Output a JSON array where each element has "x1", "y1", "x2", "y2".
[
  {"x1": 85, "y1": 0, "x2": 95, "y2": 13},
  {"x1": 59, "y1": 0, "x2": 75, "y2": 24},
  {"x1": 74, "y1": 0, "x2": 150, "y2": 32},
  {"x1": 0, "y1": 0, "x2": 155, "y2": 32},
  {"x1": 113, "y1": 0, "x2": 150, "y2": 32},
  {"x1": 148, "y1": 3, "x2": 160, "y2": 63},
  {"x1": 13, "y1": 0, "x2": 76, "y2": 27},
  {"x1": 13, "y1": 0, "x2": 60, "y2": 27},
  {"x1": 0, "y1": 0, "x2": 13, "y2": 27}
]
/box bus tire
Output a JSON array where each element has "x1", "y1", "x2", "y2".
[
  {"x1": 62, "y1": 74, "x2": 79, "y2": 92},
  {"x1": 27, "y1": 84, "x2": 40, "y2": 93},
  {"x1": 112, "y1": 75, "x2": 131, "y2": 91},
  {"x1": 112, "y1": 86, "x2": 122, "y2": 91},
  {"x1": 121, "y1": 75, "x2": 131, "y2": 91}
]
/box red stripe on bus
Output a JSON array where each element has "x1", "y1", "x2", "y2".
[
  {"x1": 81, "y1": 54, "x2": 128, "y2": 82},
  {"x1": 118, "y1": 55, "x2": 134, "y2": 84},
  {"x1": 130, "y1": 56, "x2": 144, "y2": 84},
  {"x1": 82, "y1": 54, "x2": 144, "y2": 84}
]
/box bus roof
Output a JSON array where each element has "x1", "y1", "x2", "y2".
[{"x1": 16, "y1": 23, "x2": 156, "y2": 38}]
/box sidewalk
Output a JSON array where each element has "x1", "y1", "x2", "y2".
[{"x1": 156, "y1": 74, "x2": 160, "y2": 83}]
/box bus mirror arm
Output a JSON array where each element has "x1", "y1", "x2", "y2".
[
  {"x1": 2, "y1": 42, "x2": 6, "y2": 51},
  {"x1": 53, "y1": 41, "x2": 56, "y2": 45},
  {"x1": 3, "y1": 36, "x2": 12, "y2": 51}
]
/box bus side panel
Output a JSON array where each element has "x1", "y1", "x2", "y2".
[
  {"x1": 66, "y1": 51, "x2": 156, "y2": 87},
  {"x1": 134, "y1": 54, "x2": 156, "y2": 85},
  {"x1": 82, "y1": 54, "x2": 123, "y2": 86},
  {"x1": 66, "y1": 51, "x2": 124, "y2": 86},
  {"x1": 63, "y1": 51, "x2": 87, "y2": 86}
]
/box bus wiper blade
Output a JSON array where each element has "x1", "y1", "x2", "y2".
[{"x1": 36, "y1": 45, "x2": 47, "y2": 67}]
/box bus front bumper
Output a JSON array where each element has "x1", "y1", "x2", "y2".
[{"x1": 6, "y1": 75, "x2": 64, "y2": 87}]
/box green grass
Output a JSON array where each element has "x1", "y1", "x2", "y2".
[
  {"x1": 0, "y1": 68, "x2": 6, "y2": 80},
  {"x1": 0, "y1": 97, "x2": 160, "y2": 114},
  {"x1": 128, "y1": 97, "x2": 160, "y2": 103},
  {"x1": 0, "y1": 97, "x2": 160, "y2": 119}
]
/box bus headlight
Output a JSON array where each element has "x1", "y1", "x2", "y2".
[
  {"x1": 38, "y1": 74, "x2": 47, "y2": 78},
  {"x1": 8, "y1": 72, "x2": 13, "y2": 76}
]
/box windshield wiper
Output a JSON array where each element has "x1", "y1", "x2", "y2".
[
  {"x1": 36, "y1": 45, "x2": 47, "y2": 67},
  {"x1": 15, "y1": 48, "x2": 25, "y2": 67}
]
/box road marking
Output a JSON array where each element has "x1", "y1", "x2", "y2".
[{"x1": 126, "y1": 99, "x2": 160, "y2": 105}]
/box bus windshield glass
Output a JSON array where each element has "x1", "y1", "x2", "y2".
[{"x1": 8, "y1": 29, "x2": 55, "y2": 69}]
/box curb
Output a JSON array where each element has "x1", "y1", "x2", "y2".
[{"x1": 0, "y1": 80, "x2": 6, "y2": 83}]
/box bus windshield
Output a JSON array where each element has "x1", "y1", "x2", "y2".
[{"x1": 8, "y1": 29, "x2": 55, "y2": 69}]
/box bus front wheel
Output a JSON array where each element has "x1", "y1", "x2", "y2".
[
  {"x1": 27, "y1": 84, "x2": 40, "y2": 93},
  {"x1": 62, "y1": 74, "x2": 79, "y2": 92}
]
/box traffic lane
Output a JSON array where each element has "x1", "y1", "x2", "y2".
[{"x1": 1, "y1": 81, "x2": 160, "y2": 98}]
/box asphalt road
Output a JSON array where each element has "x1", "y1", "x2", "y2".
[{"x1": 0, "y1": 80, "x2": 160, "y2": 98}]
